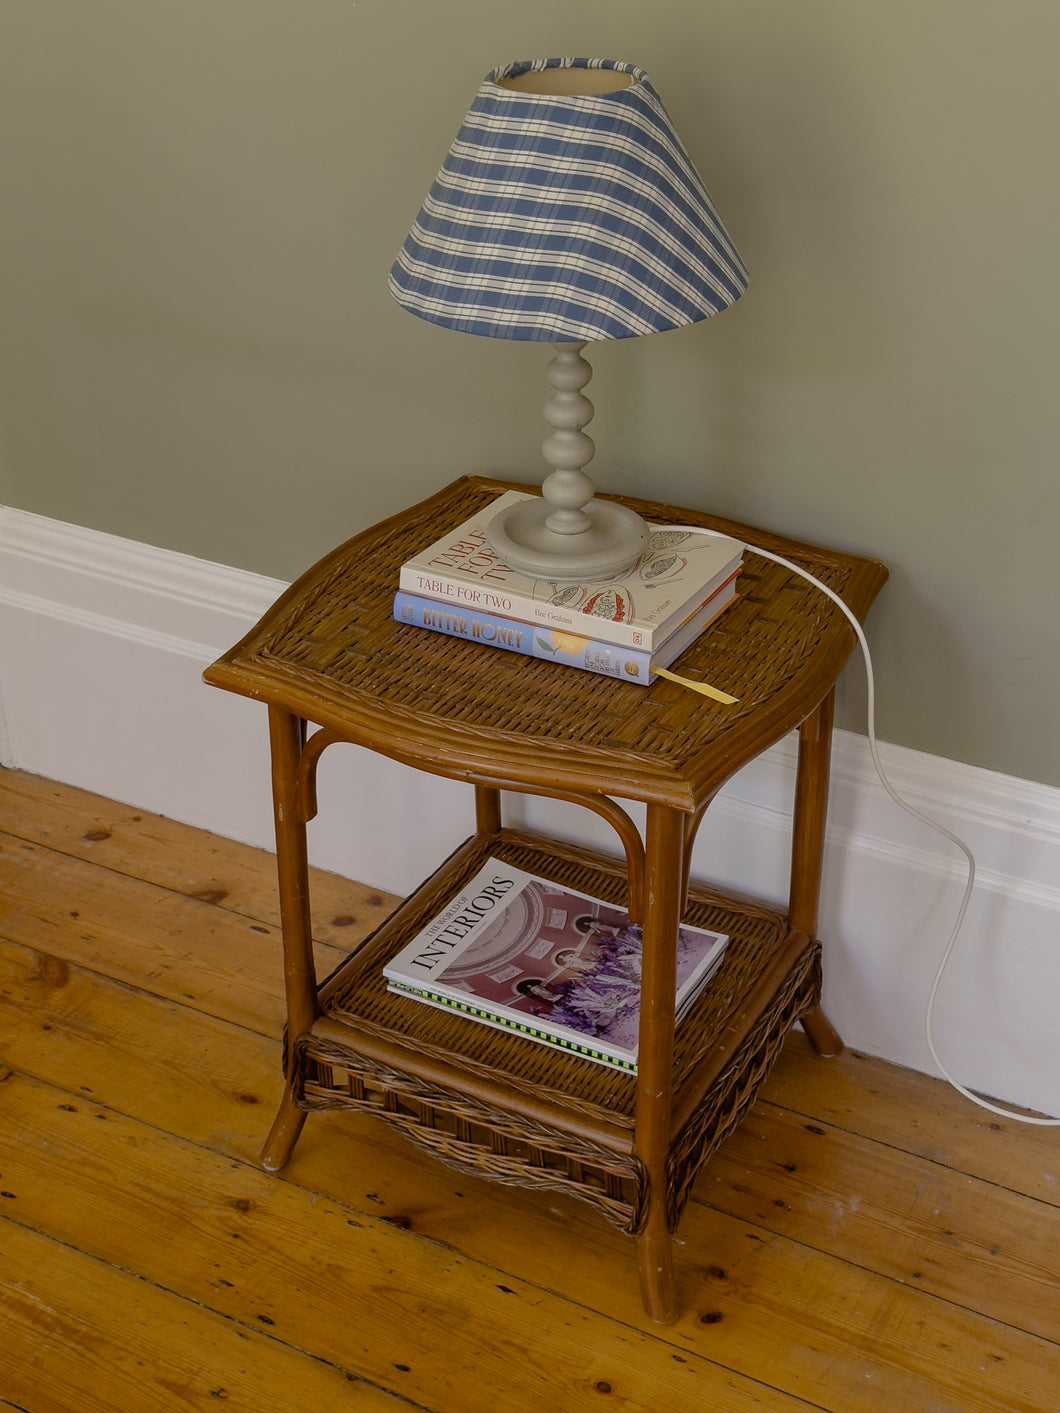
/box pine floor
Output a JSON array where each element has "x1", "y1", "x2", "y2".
[{"x1": 0, "y1": 766, "x2": 1058, "y2": 1412}]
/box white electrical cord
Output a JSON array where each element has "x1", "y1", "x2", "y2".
[{"x1": 661, "y1": 526, "x2": 1059, "y2": 1126}]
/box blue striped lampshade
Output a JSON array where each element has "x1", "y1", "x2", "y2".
[{"x1": 389, "y1": 57, "x2": 748, "y2": 343}]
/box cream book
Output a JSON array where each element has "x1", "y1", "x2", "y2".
[{"x1": 398, "y1": 491, "x2": 744, "y2": 651}]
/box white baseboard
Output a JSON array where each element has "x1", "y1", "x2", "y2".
[{"x1": 2, "y1": 505, "x2": 1057, "y2": 1119}]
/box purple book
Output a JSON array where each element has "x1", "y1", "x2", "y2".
[{"x1": 384, "y1": 857, "x2": 728, "y2": 1072}]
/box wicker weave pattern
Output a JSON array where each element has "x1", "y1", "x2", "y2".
[
  {"x1": 293, "y1": 942, "x2": 819, "y2": 1236},
  {"x1": 284, "y1": 831, "x2": 818, "y2": 1234},
  {"x1": 323, "y1": 831, "x2": 790, "y2": 1118},
  {"x1": 258, "y1": 538, "x2": 845, "y2": 745},
  {"x1": 207, "y1": 478, "x2": 884, "y2": 809},
  {"x1": 296, "y1": 1034, "x2": 647, "y2": 1232}
]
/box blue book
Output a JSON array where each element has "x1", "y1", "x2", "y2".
[{"x1": 393, "y1": 579, "x2": 737, "y2": 685}]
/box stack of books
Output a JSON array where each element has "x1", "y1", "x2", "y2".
[
  {"x1": 384, "y1": 856, "x2": 729, "y2": 1073},
  {"x1": 393, "y1": 490, "x2": 744, "y2": 684}
]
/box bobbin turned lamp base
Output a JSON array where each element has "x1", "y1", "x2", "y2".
[{"x1": 485, "y1": 342, "x2": 649, "y2": 582}]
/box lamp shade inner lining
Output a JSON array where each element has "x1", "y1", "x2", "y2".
[{"x1": 496, "y1": 68, "x2": 635, "y2": 97}]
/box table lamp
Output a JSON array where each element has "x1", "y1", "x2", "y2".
[{"x1": 389, "y1": 57, "x2": 748, "y2": 580}]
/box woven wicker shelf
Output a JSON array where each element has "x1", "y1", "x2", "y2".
[
  {"x1": 204, "y1": 475, "x2": 887, "y2": 1324},
  {"x1": 303, "y1": 827, "x2": 820, "y2": 1237}
]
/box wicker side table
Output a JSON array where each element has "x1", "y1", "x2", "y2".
[{"x1": 204, "y1": 475, "x2": 887, "y2": 1324}]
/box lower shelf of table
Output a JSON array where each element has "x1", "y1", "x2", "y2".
[{"x1": 291, "y1": 828, "x2": 821, "y2": 1235}]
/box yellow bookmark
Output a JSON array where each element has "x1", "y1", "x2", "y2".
[{"x1": 651, "y1": 666, "x2": 739, "y2": 705}]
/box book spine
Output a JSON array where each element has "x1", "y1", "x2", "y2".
[
  {"x1": 393, "y1": 592, "x2": 656, "y2": 684},
  {"x1": 386, "y1": 980, "x2": 637, "y2": 1073},
  {"x1": 397, "y1": 566, "x2": 651, "y2": 649}
]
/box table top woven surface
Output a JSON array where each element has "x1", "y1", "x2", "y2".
[{"x1": 205, "y1": 477, "x2": 887, "y2": 809}]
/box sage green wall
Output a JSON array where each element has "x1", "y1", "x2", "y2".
[{"x1": 2, "y1": 2, "x2": 1058, "y2": 785}]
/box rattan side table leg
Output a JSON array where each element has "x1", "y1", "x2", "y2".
[
  {"x1": 789, "y1": 690, "x2": 843, "y2": 1057},
  {"x1": 475, "y1": 785, "x2": 502, "y2": 835},
  {"x1": 261, "y1": 1089, "x2": 309, "y2": 1173},
  {"x1": 634, "y1": 803, "x2": 686, "y2": 1324},
  {"x1": 261, "y1": 705, "x2": 320, "y2": 1172}
]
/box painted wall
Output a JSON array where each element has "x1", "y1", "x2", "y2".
[{"x1": 2, "y1": 1, "x2": 1058, "y2": 785}]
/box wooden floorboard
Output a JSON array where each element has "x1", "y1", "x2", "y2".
[{"x1": 1, "y1": 766, "x2": 1058, "y2": 1412}]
